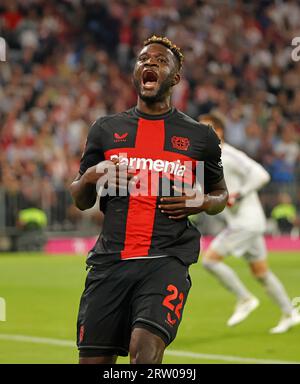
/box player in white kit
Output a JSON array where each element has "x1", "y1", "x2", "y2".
[{"x1": 196, "y1": 113, "x2": 300, "y2": 334}]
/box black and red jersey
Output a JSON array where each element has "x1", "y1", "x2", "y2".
[{"x1": 79, "y1": 107, "x2": 223, "y2": 266}]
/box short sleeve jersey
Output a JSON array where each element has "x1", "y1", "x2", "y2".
[{"x1": 79, "y1": 107, "x2": 223, "y2": 266}]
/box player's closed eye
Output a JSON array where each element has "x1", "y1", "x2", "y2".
[
  {"x1": 139, "y1": 56, "x2": 148, "y2": 62},
  {"x1": 157, "y1": 57, "x2": 168, "y2": 64},
  {"x1": 139, "y1": 56, "x2": 167, "y2": 64}
]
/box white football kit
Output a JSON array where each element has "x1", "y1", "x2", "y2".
[{"x1": 211, "y1": 143, "x2": 271, "y2": 261}]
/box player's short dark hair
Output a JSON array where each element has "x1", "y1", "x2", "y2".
[
  {"x1": 143, "y1": 35, "x2": 184, "y2": 70},
  {"x1": 199, "y1": 112, "x2": 226, "y2": 132}
]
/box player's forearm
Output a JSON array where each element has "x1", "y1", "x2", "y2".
[
  {"x1": 70, "y1": 174, "x2": 97, "y2": 211},
  {"x1": 201, "y1": 178, "x2": 228, "y2": 215},
  {"x1": 202, "y1": 189, "x2": 229, "y2": 215}
]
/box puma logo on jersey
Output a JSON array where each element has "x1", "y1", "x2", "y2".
[{"x1": 114, "y1": 132, "x2": 128, "y2": 142}]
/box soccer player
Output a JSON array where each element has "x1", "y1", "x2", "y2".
[
  {"x1": 70, "y1": 36, "x2": 228, "y2": 364},
  {"x1": 198, "y1": 112, "x2": 300, "y2": 334}
]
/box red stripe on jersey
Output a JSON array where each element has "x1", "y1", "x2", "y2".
[
  {"x1": 103, "y1": 120, "x2": 198, "y2": 259},
  {"x1": 121, "y1": 119, "x2": 164, "y2": 259}
]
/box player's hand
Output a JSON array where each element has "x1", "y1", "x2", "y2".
[
  {"x1": 82, "y1": 160, "x2": 117, "y2": 185},
  {"x1": 107, "y1": 159, "x2": 136, "y2": 191},
  {"x1": 226, "y1": 192, "x2": 242, "y2": 207},
  {"x1": 159, "y1": 185, "x2": 207, "y2": 220},
  {"x1": 83, "y1": 159, "x2": 135, "y2": 190}
]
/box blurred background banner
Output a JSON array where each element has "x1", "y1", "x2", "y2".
[{"x1": 0, "y1": 0, "x2": 299, "y2": 252}]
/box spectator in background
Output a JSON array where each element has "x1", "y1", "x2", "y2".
[
  {"x1": 274, "y1": 123, "x2": 300, "y2": 171},
  {"x1": 271, "y1": 123, "x2": 300, "y2": 184},
  {"x1": 225, "y1": 103, "x2": 247, "y2": 150},
  {"x1": 244, "y1": 120, "x2": 262, "y2": 161}
]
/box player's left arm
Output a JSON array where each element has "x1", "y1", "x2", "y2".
[
  {"x1": 200, "y1": 178, "x2": 228, "y2": 215},
  {"x1": 159, "y1": 125, "x2": 228, "y2": 219},
  {"x1": 195, "y1": 124, "x2": 228, "y2": 216},
  {"x1": 159, "y1": 178, "x2": 228, "y2": 220}
]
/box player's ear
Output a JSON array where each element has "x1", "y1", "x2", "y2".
[{"x1": 172, "y1": 72, "x2": 180, "y2": 86}]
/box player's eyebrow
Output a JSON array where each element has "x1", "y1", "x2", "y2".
[
  {"x1": 138, "y1": 52, "x2": 170, "y2": 61},
  {"x1": 138, "y1": 53, "x2": 148, "y2": 59}
]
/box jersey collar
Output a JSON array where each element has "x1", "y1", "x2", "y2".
[{"x1": 133, "y1": 106, "x2": 176, "y2": 120}]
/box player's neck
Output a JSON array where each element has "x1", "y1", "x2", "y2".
[{"x1": 136, "y1": 98, "x2": 172, "y2": 116}]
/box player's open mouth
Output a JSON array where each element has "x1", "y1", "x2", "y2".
[{"x1": 142, "y1": 70, "x2": 159, "y2": 90}]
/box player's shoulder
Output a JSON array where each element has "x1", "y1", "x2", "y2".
[
  {"x1": 89, "y1": 111, "x2": 130, "y2": 136},
  {"x1": 175, "y1": 109, "x2": 211, "y2": 134},
  {"x1": 175, "y1": 109, "x2": 203, "y2": 128},
  {"x1": 93, "y1": 111, "x2": 129, "y2": 127}
]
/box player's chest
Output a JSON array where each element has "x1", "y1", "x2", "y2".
[{"x1": 101, "y1": 119, "x2": 204, "y2": 164}]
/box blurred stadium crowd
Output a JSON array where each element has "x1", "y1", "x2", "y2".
[{"x1": 0, "y1": 0, "x2": 299, "y2": 235}]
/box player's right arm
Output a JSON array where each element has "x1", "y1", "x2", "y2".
[
  {"x1": 70, "y1": 119, "x2": 134, "y2": 210},
  {"x1": 70, "y1": 169, "x2": 100, "y2": 211},
  {"x1": 70, "y1": 119, "x2": 104, "y2": 210}
]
